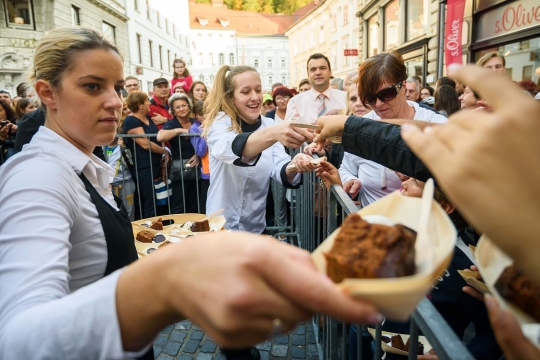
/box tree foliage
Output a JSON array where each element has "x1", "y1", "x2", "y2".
[{"x1": 195, "y1": 0, "x2": 312, "y2": 14}]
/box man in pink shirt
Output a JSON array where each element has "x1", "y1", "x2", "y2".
[{"x1": 285, "y1": 53, "x2": 347, "y2": 124}]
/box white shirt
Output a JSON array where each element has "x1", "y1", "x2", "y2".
[
  {"x1": 339, "y1": 101, "x2": 447, "y2": 207},
  {"x1": 0, "y1": 127, "x2": 143, "y2": 359},
  {"x1": 285, "y1": 87, "x2": 347, "y2": 124},
  {"x1": 206, "y1": 112, "x2": 300, "y2": 234}
]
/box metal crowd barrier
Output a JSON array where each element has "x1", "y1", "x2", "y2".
[
  {"x1": 114, "y1": 133, "x2": 206, "y2": 220},
  {"x1": 292, "y1": 163, "x2": 474, "y2": 360}
]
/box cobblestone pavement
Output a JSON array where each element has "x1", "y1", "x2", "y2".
[{"x1": 153, "y1": 321, "x2": 320, "y2": 360}]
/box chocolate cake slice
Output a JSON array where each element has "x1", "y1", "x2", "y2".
[
  {"x1": 391, "y1": 334, "x2": 405, "y2": 350},
  {"x1": 191, "y1": 219, "x2": 210, "y2": 232},
  {"x1": 149, "y1": 218, "x2": 164, "y2": 230},
  {"x1": 136, "y1": 230, "x2": 155, "y2": 243},
  {"x1": 324, "y1": 214, "x2": 416, "y2": 283},
  {"x1": 405, "y1": 338, "x2": 424, "y2": 355},
  {"x1": 495, "y1": 264, "x2": 540, "y2": 321}
]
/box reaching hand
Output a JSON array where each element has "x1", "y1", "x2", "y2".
[
  {"x1": 401, "y1": 64, "x2": 540, "y2": 284},
  {"x1": 343, "y1": 179, "x2": 362, "y2": 199},
  {"x1": 290, "y1": 153, "x2": 317, "y2": 173},
  {"x1": 485, "y1": 294, "x2": 540, "y2": 360},
  {"x1": 313, "y1": 115, "x2": 348, "y2": 148},
  {"x1": 274, "y1": 121, "x2": 315, "y2": 149},
  {"x1": 315, "y1": 161, "x2": 342, "y2": 190}
]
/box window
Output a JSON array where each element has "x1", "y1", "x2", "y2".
[
  {"x1": 165, "y1": 18, "x2": 169, "y2": 33},
  {"x1": 147, "y1": 81, "x2": 153, "y2": 92},
  {"x1": 254, "y1": 59, "x2": 259, "y2": 68},
  {"x1": 319, "y1": 25, "x2": 325, "y2": 44},
  {"x1": 218, "y1": 53, "x2": 224, "y2": 65},
  {"x1": 384, "y1": 0, "x2": 399, "y2": 50},
  {"x1": 343, "y1": 4, "x2": 348, "y2": 24},
  {"x1": 167, "y1": 50, "x2": 170, "y2": 71},
  {"x1": 281, "y1": 59, "x2": 286, "y2": 68},
  {"x1": 268, "y1": 76, "x2": 273, "y2": 85},
  {"x1": 146, "y1": 0, "x2": 150, "y2": 20},
  {"x1": 157, "y1": 11, "x2": 161, "y2": 27},
  {"x1": 102, "y1": 22, "x2": 116, "y2": 44},
  {"x1": 136, "y1": 34, "x2": 142, "y2": 63},
  {"x1": 229, "y1": 53, "x2": 234, "y2": 65},
  {"x1": 149, "y1": 40, "x2": 154, "y2": 67},
  {"x1": 134, "y1": 0, "x2": 138, "y2": 11},
  {"x1": 71, "y1": 5, "x2": 80, "y2": 26},
  {"x1": 281, "y1": 76, "x2": 286, "y2": 84},
  {"x1": 332, "y1": 13, "x2": 337, "y2": 29},
  {"x1": 200, "y1": 74, "x2": 205, "y2": 83},
  {"x1": 173, "y1": 24, "x2": 176, "y2": 38},
  {"x1": 5, "y1": 0, "x2": 35, "y2": 29},
  {"x1": 368, "y1": 14, "x2": 379, "y2": 57},
  {"x1": 159, "y1": 45, "x2": 163, "y2": 69},
  {"x1": 209, "y1": 53, "x2": 214, "y2": 66},
  {"x1": 406, "y1": 0, "x2": 427, "y2": 41},
  {"x1": 209, "y1": 74, "x2": 214, "y2": 84},
  {"x1": 268, "y1": 59, "x2": 272, "y2": 68},
  {"x1": 522, "y1": 65, "x2": 533, "y2": 81},
  {"x1": 198, "y1": 52, "x2": 203, "y2": 65}
]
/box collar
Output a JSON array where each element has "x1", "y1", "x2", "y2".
[
  {"x1": 30, "y1": 127, "x2": 115, "y2": 180},
  {"x1": 239, "y1": 115, "x2": 261, "y2": 132},
  {"x1": 309, "y1": 86, "x2": 333, "y2": 101},
  {"x1": 152, "y1": 94, "x2": 169, "y2": 108}
]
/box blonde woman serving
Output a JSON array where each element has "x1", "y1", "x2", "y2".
[{"x1": 204, "y1": 65, "x2": 316, "y2": 234}]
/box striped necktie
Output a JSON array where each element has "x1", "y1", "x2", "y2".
[{"x1": 317, "y1": 93, "x2": 327, "y2": 117}]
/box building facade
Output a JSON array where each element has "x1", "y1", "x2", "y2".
[
  {"x1": 125, "y1": 0, "x2": 191, "y2": 94},
  {"x1": 285, "y1": 0, "x2": 362, "y2": 89},
  {"x1": 1, "y1": 0, "x2": 130, "y2": 96},
  {"x1": 188, "y1": 0, "x2": 295, "y2": 91}
]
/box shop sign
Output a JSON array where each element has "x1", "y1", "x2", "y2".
[
  {"x1": 344, "y1": 49, "x2": 359, "y2": 56},
  {"x1": 445, "y1": 0, "x2": 466, "y2": 70},
  {"x1": 477, "y1": 0, "x2": 540, "y2": 41}
]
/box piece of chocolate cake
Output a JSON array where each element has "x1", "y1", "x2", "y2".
[
  {"x1": 150, "y1": 218, "x2": 164, "y2": 230},
  {"x1": 136, "y1": 230, "x2": 155, "y2": 243},
  {"x1": 191, "y1": 219, "x2": 210, "y2": 232},
  {"x1": 495, "y1": 265, "x2": 540, "y2": 321},
  {"x1": 391, "y1": 334, "x2": 405, "y2": 350},
  {"x1": 405, "y1": 338, "x2": 424, "y2": 355},
  {"x1": 324, "y1": 214, "x2": 416, "y2": 283}
]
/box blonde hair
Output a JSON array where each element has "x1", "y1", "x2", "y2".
[
  {"x1": 27, "y1": 27, "x2": 121, "y2": 110},
  {"x1": 202, "y1": 65, "x2": 258, "y2": 138},
  {"x1": 476, "y1": 51, "x2": 506, "y2": 67}
]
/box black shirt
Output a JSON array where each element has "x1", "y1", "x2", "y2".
[
  {"x1": 162, "y1": 117, "x2": 195, "y2": 161},
  {"x1": 123, "y1": 115, "x2": 161, "y2": 176}
]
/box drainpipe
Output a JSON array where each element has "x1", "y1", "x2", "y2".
[{"x1": 437, "y1": 0, "x2": 447, "y2": 78}]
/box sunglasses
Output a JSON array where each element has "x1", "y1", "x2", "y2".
[{"x1": 365, "y1": 82, "x2": 403, "y2": 105}]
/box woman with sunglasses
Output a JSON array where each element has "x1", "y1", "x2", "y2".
[{"x1": 331, "y1": 51, "x2": 446, "y2": 206}]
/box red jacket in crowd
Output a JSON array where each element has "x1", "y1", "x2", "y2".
[{"x1": 148, "y1": 94, "x2": 172, "y2": 130}]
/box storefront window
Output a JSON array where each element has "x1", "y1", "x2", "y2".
[
  {"x1": 384, "y1": 0, "x2": 399, "y2": 50},
  {"x1": 4, "y1": 0, "x2": 34, "y2": 29},
  {"x1": 406, "y1": 0, "x2": 427, "y2": 41},
  {"x1": 404, "y1": 55, "x2": 424, "y2": 78},
  {"x1": 367, "y1": 14, "x2": 379, "y2": 57},
  {"x1": 476, "y1": 36, "x2": 540, "y2": 84}
]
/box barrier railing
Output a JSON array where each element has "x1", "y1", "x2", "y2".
[{"x1": 294, "y1": 166, "x2": 474, "y2": 360}]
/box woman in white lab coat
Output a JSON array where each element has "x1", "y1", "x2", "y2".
[{"x1": 204, "y1": 65, "x2": 316, "y2": 235}]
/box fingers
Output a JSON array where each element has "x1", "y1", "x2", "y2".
[
  {"x1": 462, "y1": 286, "x2": 484, "y2": 302},
  {"x1": 449, "y1": 65, "x2": 532, "y2": 113},
  {"x1": 303, "y1": 144, "x2": 314, "y2": 155},
  {"x1": 291, "y1": 126, "x2": 315, "y2": 143},
  {"x1": 349, "y1": 180, "x2": 361, "y2": 195},
  {"x1": 485, "y1": 294, "x2": 540, "y2": 360},
  {"x1": 254, "y1": 242, "x2": 382, "y2": 324}
]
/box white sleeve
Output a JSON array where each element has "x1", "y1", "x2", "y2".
[
  {"x1": 284, "y1": 97, "x2": 299, "y2": 122},
  {"x1": 339, "y1": 152, "x2": 361, "y2": 184},
  {"x1": 0, "y1": 158, "x2": 139, "y2": 360},
  {"x1": 206, "y1": 114, "x2": 242, "y2": 165},
  {"x1": 270, "y1": 142, "x2": 298, "y2": 185}
]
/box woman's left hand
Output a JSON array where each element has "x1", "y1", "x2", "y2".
[
  {"x1": 187, "y1": 154, "x2": 200, "y2": 167},
  {"x1": 290, "y1": 153, "x2": 317, "y2": 173}
]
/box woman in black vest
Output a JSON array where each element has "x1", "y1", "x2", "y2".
[{"x1": 0, "y1": 27, "x2": 380, "y2": 359}]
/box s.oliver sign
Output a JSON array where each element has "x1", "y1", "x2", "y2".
[{"x1": 477, "y1": 0, "x2": 540, "y2": 41}]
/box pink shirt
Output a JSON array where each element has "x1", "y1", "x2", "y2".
[
  {"x1": 170, "y1": 75, "x2": 193, "y2": 94},
  {"x1": 285, "y1": 86, "x2": 347, "y2": 124}
]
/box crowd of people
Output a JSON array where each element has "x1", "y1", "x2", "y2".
[{"x1": 0, "y1": 25, "x2": 540, "y2": 360}]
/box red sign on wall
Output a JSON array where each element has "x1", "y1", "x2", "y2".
[
  {"x1": 344, "y1": 49, "x2": 359, "y2": 56},
  {"x1": 445, "y1": 0, "x2": 466, "y2": 72}
]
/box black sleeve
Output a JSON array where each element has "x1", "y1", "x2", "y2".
[
  {"x1": 231, "y1": 132, "x2": 261, "y2": 167},
  {"x1": 14, "y1": 108, "x2": 45, "y2": 153},
  {"x1": 280, "y1": 162, "x2": 303, "y2": 189},
  {"x1": 342, "y1": 115, "x2": 433, "y2": 182}
]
